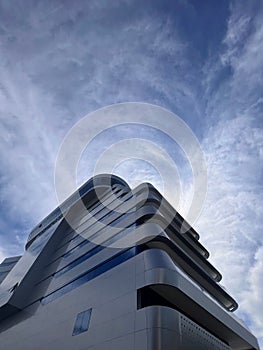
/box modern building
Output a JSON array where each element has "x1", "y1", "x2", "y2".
[{"x1": 0, "y1": 174, "x2": 260, "y2": 350}]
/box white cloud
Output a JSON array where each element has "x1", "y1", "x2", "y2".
[
  {"x1": 0, "y1": 65, "x2": 59, "y2": 223},
  {"x1": 242, "y1": 246, "x2": 263, "y2": 341},
  {"x1": 0, "y1": 1, "x2": 196, "y2": 252},
  {"x1": 194, "y1": 114, "x2": 263, "y2": 346},
  {"x1": 195, "y1": 2, "x2": 263, "y2": 345}
]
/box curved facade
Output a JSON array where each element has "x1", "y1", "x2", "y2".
[{"x1": 0, "y1": 174, "x2": 260, "y2": 349}]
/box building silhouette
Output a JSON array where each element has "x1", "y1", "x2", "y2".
[{"x1": 0, "y1": 174, "x2": 259, "y2": 349}]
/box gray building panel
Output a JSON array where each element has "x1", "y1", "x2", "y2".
[{"x1": 0, "y1": 174, "x2": 260, "y2": 349}]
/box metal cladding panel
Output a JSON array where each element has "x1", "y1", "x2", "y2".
[
  {"x1": 0, "y1": 251, "x2": 139, "y2": 350},
  {"x1": 145, "y1": 307, "x2": 232, "y2": 350},
  {"x1": 0, "y1": 256, "x2": 21, "y2": 283},
  {"x1": 0, "y1": 174, "x2": 260, "y2": 350},
  {"x1": 26, "y1": 174, "x2": 130, "y2": 248},
  {"x1": 0, "y1": 219, "x2": 64, "y2": 318},
  {"x1": 0, "y1": 247, "x2": 260, "y2": 350}
]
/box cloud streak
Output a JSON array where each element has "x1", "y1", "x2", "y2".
[{"x1": 195, "y1": 1, "x2": 263, "y2": 345}]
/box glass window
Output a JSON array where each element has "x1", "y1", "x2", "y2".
[
  {"x1": 55, "y1": 224, "x2": 136, "y2": 277},
  {"x1": 58, "y1": 189, "x2": 133, "y2": 252},
  {"x1": 41, "y1": 246, "x2": 139, "y2": 304},
  {"x1": 72, "y1": 308, "x2": 92, "y2": 336}
]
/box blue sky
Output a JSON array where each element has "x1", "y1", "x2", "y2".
[{"x1": 0, "y1": 0, "x2": 262, "y2": 346}]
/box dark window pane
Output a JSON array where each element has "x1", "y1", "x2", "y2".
[
  {"x1": 72, "y1": 308, "x2": 92, "y2": 336},
  {"x1": 41, "y1": 247, "x2": 139, "y2": 305},
  {"x1": 55, "y1": 225, "x2": 136, "y2": 278}
]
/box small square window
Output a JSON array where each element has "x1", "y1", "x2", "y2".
[{"x1": 72, "y1": 308, "x2": 92, "y2": 336}]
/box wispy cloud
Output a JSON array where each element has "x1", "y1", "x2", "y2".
[
  {"x1": 195, "y1": 1, "x2": 263, "y2": 345},
  {"x1": 0, "y1": 0, "x2": 197, "y2": 238}
]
